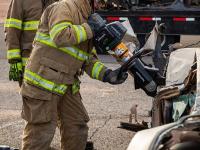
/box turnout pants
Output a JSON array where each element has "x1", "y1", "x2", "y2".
[{"x1": 21, "y1": 88, "x2": 89, "y2": 150}]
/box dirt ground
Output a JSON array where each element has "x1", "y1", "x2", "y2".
[{"x1": 0, "y1": 0, "x2": 10, "y2": 23}]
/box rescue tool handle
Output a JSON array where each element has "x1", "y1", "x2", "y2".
[{"x1": 119, "y1": 48, "x2": 144, "y2": 73}]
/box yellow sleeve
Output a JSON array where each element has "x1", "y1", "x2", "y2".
[{"x1": 4, "y1": 0, "x2": 23, "y2": 62}]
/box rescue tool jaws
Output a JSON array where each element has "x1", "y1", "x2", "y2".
[{"x1": 94, "y1": 19, "x2": 166, "y2": 97}]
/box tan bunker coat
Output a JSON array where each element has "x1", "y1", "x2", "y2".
[
  {"x1": 20, "y1": 0, "x2": 108, "y2": 149},
  {"x1": 4, "y1": 0, "x2": 57, "y2": 65}
]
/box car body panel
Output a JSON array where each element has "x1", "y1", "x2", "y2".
[{"x1": 127, "y1": 123, "x2": 176, "y2": 150}]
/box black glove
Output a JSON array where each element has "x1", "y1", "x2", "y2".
[
  {"x1": 88, "y1": 13, "x2": 106, "y2": 36},
  {"x1": 103, "y1": 67, "x2": 128, "y2": 85}
]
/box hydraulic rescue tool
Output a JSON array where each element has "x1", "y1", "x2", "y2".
[{"x1": 92, "y1": 13, "x2": 165, "y2": 97}]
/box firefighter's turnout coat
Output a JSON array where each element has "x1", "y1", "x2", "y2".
[
  {"x1": 21, "y1": 0, "x2": 107, "y2": 98},
  {"x1": 4, "y1": 0, "x2": 57, "y2": 66}
]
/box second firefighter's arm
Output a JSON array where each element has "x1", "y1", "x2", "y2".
[
  {"x1": 4, "y1": 0, "x2": 23, "y2": 63},
  {"x1": 48, "y1": 4, "x2": 93, "y2": 47}
]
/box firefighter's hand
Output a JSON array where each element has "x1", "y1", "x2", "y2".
[
  {"x1": 88, "y1": 13, "x2": 106, "y2": 36},
  {"x1": 103, "y1": 68, "x2": 128, "y2": 85},
  {"x1": 9, "y1": 62, "x2": 23, "y2": 82}
]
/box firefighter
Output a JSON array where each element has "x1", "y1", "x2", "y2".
[
  {"x1": 20, "y1": 0, "x2": 128, "y2": 149},
  {"x1": 4, "y1": 0, "x2": 58, "y2": 86}
]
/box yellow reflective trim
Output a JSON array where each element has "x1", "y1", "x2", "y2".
[
  {"x1": 7, "y1": 49, "x2": 21, "y2": 60},
  {"x1": 24, "y1": 69, "x2": 67, "y2": 95},
  {"x1": 23, "y1": 21, "x2": 39, "y2": 30},
  {"x1": 72, "y1": 25, "x2": 87, "y2": 44},
  {"x1": 92, "y1": 62, "x2": 104, "y2": 79},
  {"x1": 35, "y1": 32, "x2": 91, "y2": 61},
  {"x1": 71, "y1": 25, "x2": 81, "y2": 44},
  {"x1": 4, "y1": 19, "x2": 39, "y2": 30},
  {"x1": 77, "y1": 25, "x2": 87, "y2": 42},
  {"x1": 92, "y1": 48, "x2": 97, "y2": 55},
  {"x1": 49, "y1": 21, "x2": 88, "y2": 44},
  {"x1": 35, "y1": 32, "x2": 55, "y2": 47},
  {"x1": 22, "y1": 58, "x2": 29, "y2": 66},
  {"x1": 72, "y1": 80, "x2": 80, "y2": 95},
  {"x1": 82, "y1": 27, "x2": 87, "y2": 41},
  {"x1": 4, "y1": 18, "x2": 22, "y2": 30},
  {"x1": 50, "y1": 22, "x2": 72, "y2": 39}
]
